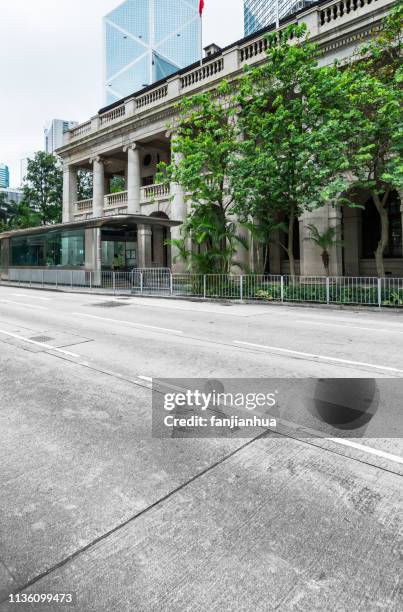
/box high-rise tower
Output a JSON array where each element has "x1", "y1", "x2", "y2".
[
  {"x1": 104, "y1": 0, "x2": 201, "y2": 104},
  {"x1": 244, "y1": 0, "x2": 315, "y2": 35}
]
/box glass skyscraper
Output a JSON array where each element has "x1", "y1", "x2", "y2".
[
  {"x1": 104, "y1": 0, "x2": 201, "y2": 105},
  {"x1": 0, "y1": 164, "x2": 10, "y2": 189},
  {"x1": 244, "y1": 0, "x2": 315, "y2": 35}
]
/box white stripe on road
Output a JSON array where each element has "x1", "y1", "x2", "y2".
[
  {"x1": 0, "y1": 329, "x2": 79, "y2": 357},
  {"x1": 327, "y1": 438, "x2": 403, "y2": 465},
  {"x1": 0, "y1": 300, "x2": 49, "y2": 311},
  {"x1": 233, "y1": 340, "x2": 403, "y2": 374},
  {"x1": 296, "y1": 319, "x2": 403, "y2": 334},
  {"x1": 72, "y1": 312, "x2": 183, "y2": 335},
  {"x1": 10, "y1": 294, "x2": 52, "y2": 301}
]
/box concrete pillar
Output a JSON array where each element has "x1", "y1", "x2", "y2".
[
  {"x1": 343, "y1": 207, "x2": 361, "y2": 276},
  {"x1": 169, "y1": 142, "x2": 187, "y2": 272},
  {"x1": 126, "y1": 144, "x2": 141, "y2": 214},
  {"x1": 328, "y1": 204, "x2": 343, "y2": 276},
  {"x1": 92, "y1": 156, "x2": 105, "y2": 218},
  {"x1": 300, "y1": 205, "x2": 331, "y2": 276},
  {"x1": 138, "y1": 224, "x2": 153, "y2": 268},
  {"x1": 231, "y1": 223, "x2": 250, "y2": 273},
  {"x1": 62, "y1": 165, "x2": 77, "y2": 223},
  {"x1": 269, "y1": 230, "x2": 282, "y2": 275},
  {"x1": 152, "y1": 226, "x2": 165, "y2": 267}
]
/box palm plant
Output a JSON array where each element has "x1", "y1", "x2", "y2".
[{"x1": 305, "y1": 224, "x2": 343, "y2": 276}]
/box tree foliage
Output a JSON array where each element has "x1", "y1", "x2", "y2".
[
  {"x1": 157, "y1": 81, "x2": 247, "y2": 273},
  {"x1": 232, "y1": 23, "x2": 350, "y2": 276},
  {"x1": 21, "y1": 152, "x2": 63, "y2": 225},
  {"x1": 340, "y1": 2, "x2": 403, "y2": 276}
]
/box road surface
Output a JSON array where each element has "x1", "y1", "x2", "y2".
[{"x1": 0, "y1": 286, "x2": 401, "y2": 611}]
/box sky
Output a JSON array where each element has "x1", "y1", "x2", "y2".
[{"x1": 0, "y1": 0, "x2": 244, "y2": 187}]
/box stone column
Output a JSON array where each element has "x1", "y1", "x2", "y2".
[
  {"x1": 62, "y1": 165, "x2": 77, "y2": 223},
  {"x1": 231, "y1": 223, "x2": 250, "y2": 273},
  {"x1": 91, "y1": 156, "x2": 105, "y2": 218},
  {"x1": 328, "y1": 204, "x2": 343, "y2": 276},
  {"x1": 152, "y1": 226, "x2": 165, "y2": 267},
  {"x1": 169, "y1": 138, "x2": 187, "y2": 272},
  {"x1": 138, "y1": 224, "x2": 153, "y2": 268},
  {"x1": 125, "y1": 144, "x2": 141, "y2": 214},
  {"x1": 268, "y1": 229, "x2": 282, "y2": 275}
]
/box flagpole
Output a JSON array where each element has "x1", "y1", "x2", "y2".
[{"x1": 200, "y1": 14, "x2": 203, "y2": 68}]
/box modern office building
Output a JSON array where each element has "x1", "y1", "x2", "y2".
[
  {"x1": 0, "y1": 188, "x2": 23, "y2": 206},
  {"x1": 44, "y1": 120, "x2": 79, "y2": 155},
  {"x1": 244, "y1": 0, "x2": 315, "y2": 34},
  {"x1": 0, "y1": 164, "x2": 10, "y2": 189},
  {"x1": 104, "y1": 0, "x2": 201, "y2": 104}
]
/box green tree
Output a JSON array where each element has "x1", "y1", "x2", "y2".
[
  {"x1": 77, "y1": 170, "x2": 93, "y2": 200},
  {"x1": 109, "y1": 175, "x2": 125, "y2": 194},
  {"x1": 304, "y1": 224, "x2": 342, "y2": 276},
  {"x1": 21, "y1": 152, "x2": 63, "y2": 225},
  {"x1": 233, "y1": 23, "x2": 350, "y2": 276},
  {"x1": 342, "y1": 3, "x2": 403, "y2": 277},
  {"x1": 157, "y1": 81, "x2": 247, "y2": 273}
]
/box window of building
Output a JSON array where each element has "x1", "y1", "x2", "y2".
[{"x1": 10, "y1": 229, "x2": 85, "y2": 267}]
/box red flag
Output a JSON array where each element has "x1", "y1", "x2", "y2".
[{"x1": 199, "y1": 0, "x2": 204, "y2": 17}]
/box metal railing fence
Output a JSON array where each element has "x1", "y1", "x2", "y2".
[{"x1": 1, "y1": 268, "x2": 403, "y2": 307}]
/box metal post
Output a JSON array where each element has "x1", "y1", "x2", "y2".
[
  {"x1": 240, "y1": 275, "x2": 244, "y2": 302},
  {"x1": 170, "y1": 273, "x2": 173, "y2": 296},
  {"x1": 140, "y1": 271, "x2": 143, "y2": 294},
  {"x1": 280, "y1": 276, "x2": 284, "y2": 303},
  {"x1": 89, "y1": 271, "x2": 92, "y2": 292},
  {"x1": 377, "y1": 278, "x2": 382, "y2": 308},
  {"x1": 71, "y1": 270, "x2": 73, "y2": 289},
  {"x1": 56, "y1": 270, "x2": 58, "y2": 289},
  {"x1": 326, "y1": 277, "x2": 330, "y2": 305},
  {"x1": 42, "y1": 269, "x2": 45, "y2": 288},
  {"x1": 30, "y1": 270, "x2": 32, "y2": 288},
  {"x1": 203, "y1": 275, "x2": 207, "y2": 299},
  {"x1": 113, "y1": 272, "x2": 116, "y2": 295}
]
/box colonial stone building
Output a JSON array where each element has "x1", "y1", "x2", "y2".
[{"x1": 1, "y1": 0, "x2": 401, "y2": 278}]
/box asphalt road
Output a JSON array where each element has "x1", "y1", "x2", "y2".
[{"x1": 0, "y1": 285, "x2": 402, "y2": 611}]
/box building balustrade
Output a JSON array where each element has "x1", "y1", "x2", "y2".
[
  {"x1": 100, "y1": 105, "x2": 126, "y2": 126},
  {"x1": 104, "y1": 191, "x2": 128, "y2": 208},
  {"x1": 76, "y1": 198, "x2": 93, "y2": 212},
  {"x1": 320, "y1": 0, "x2": 379, "y2": 26},
  {"x1": 180, "y1": 59, "x2": 224, "y2": 89},
  {"x1": 136, "y1": 84, "x2": 169, "y2": 109},
  {"x1": 141, "y1": 183, "x2": 170, "y2": 201},
  {"x1": 73, "y1": 184, "x2": 171, "y2": 216}
]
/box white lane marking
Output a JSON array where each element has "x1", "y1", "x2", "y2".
[
  {"x1": 233, "y1": 340, "x2": 403, "y2": 374},
  {"x1": 139, "y1": 375, "x2": 153, "y2": 382},
  {"x1": 72, "y1": 312, "x2": 183, "y2": 335},
  {"x1": 0, "y1": 300, "x2": 49, "y2": 311},
  {"x1": 0, "y1": 329, "x2": 79, "y2": 357},
  {"x1": 10, "y1": 294, "x2": 52, "y2": 301},
  {"x1": 327, "y1": 438, "x2": 403, "y2": 465},
  {"x1": 296, "y1": 319, "x2": 403, "y2": 334}
]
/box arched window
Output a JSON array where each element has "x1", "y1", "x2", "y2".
[{"x1": 362, "y1": 192, "x2": 402, "y2": 259}]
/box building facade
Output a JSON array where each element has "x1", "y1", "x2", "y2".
[
  {"x1": 44, "y1": 120, "x2": 79, "y2": 155},
  {"x1": 0, "y1": 0, "x2": 401, "y2": 279},
  {"x1": 104, "y1": 0, "x2": 201, "y2": 104},
  {"x1": 0, "y1": 188, "x2": 23, "y2": 206},
  {"x1": 0, "y1": 163, "x2": 10, "y2": 189},
  {"x1": 244, "y1": 0, "x2": 316, "y2": 34}
]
